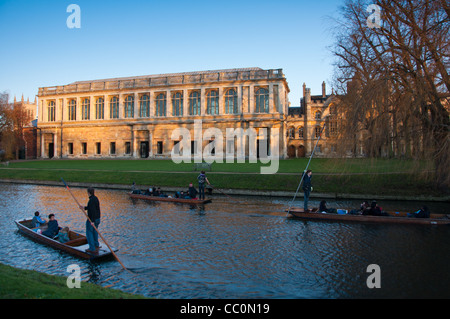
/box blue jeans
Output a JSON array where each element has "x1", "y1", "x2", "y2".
[
  {"x1": 303, "y1": 190, "x2": 310, "y2": 211},
  {"x1": 86, "y1": 219, "x2": 100, "y2": 251},
  {"x1": 199, "y1": 183, "x2": 205, "y2": 200}
]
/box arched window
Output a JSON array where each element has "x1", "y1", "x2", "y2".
[
  {"x1": 140, "y1": 94, "x2": 150, "y2": 118},
  {"x1": 124, "y1": 95, "x2": 134, "y2": 118},
  {"x1": 288, "y1": 127, "x2": 295, "y2": 139},
  {"x1": 68, "y1": 99, "x2": 76, "y2": 121},
  {"x1": 47, "y1": 101, "x2": 55, "y2": 122},
  {"x1": 110, "y1": 96, "x2": 119, "y2": 119},
  {"x1": 255, "y1": 88, "x2": 269, "y2": 113},
  {"x1": 298, "y1": 126, "x2": 304, "y2": 139},
  {"x1": 189, "y1": 91, "x2": 201, "y2": 115},
  {"x1": 172, "y1": 92, "x2": 183, "y2": 116},
  {"x1": 82, "y1": 98, "x2": 90, "y2": 120},
  {"x1": 225, "y1": 89, "x2": 237, "y2": 114},
  {"x1": 329, "y1": 104, "x2": 337, "y2": 115},
  {"x1": 315, "y1": 125, "x2": 322, "y2": 138},
  {"x1": 155, "y1": 93, "x2": 166, "y2": 117},
  {"x1": 315, "y1": 111, "x2": 322, "y2": 120},
  {"x1": 207, "y1": 90, "x2": 219, "y2": 115},
  {"x1": 96, "y1": 98, "x2": 104, "y2": 120}
]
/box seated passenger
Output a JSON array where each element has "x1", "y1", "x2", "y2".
[
  {"x1": 414, "y1": 206, "x2": 430, "y2": 219},
  {"x1": 42, "y1": 214, "x2": 59, "y2": 238},
  {"x1": 58, "y1": 227, "x2": 70, "y2": 243},
  {"x1": 32, "y1": 211, "x2": 46, "y2": 228},
  {"x1": 319, "y1": 200, "x2": 337, "y2": 214},
  {"x1": 188, "y1": 183, "x2": 198, "y2": 199}
]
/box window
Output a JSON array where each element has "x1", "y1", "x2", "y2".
[
  {"x1": 95, "y1": 142, "x2": 101, "y2": 155},
  {"x1": 207, "y1": 90, "x2": 219, "y2": 115},
  {"x1": 68, "y1": 143, "x2": 73, "y2": 155},
  {"x1": 96, "y1": 98, "x2": 104, "y2": 120},
  {"x1": 288, "y1": 127, "x2": 295, "y2": 139},
  {"x1": 315, "y1": 126, "x2": 322, "y2": 138},
  {"x1": 124, "y1": 95, "x2": 134, "y2": 118},
  {"x1": 189, "y1": 91, "x2": 201, "y2": 115},
  {"x1": 110, "y1": 96, "x2": 119, "y2": 119},
  {"x1": 125, "y1": 142, "x2": 131, "y2": 155},
  {"x1": 82, "y1": 98, "x2": 90, "y2": 120},
  {"x1": 172, "y1": 92, "x2": 183, "y2": 116},
  {"x1": 225, "y1": 89, "x2": 238, "y2": 114},
  {"x1": 255, "y1": 88, "x2": 269, "y2": 113},
  {"x1": 68, "y1": 99, "x2": 77, "y2": 121},
  {"x1": 81, "y1": 142, "x2": 87, "y2": 155},
  {"x1": 157, "y1": 141, "x2": 163, "y2": 155},
  {"x1": 48, "y1": 101, "x2": 55, "y2": 122},
  {"x1": 155, "y1": 93, "x2": 166, "y2": 117},
  {"x1": 330, "y1": 120, "x2": 338, "y2": 136},
  {"x1": 298, "y1": 127, "x2": 304, "y2": 139},
  {"x1": 315, "y1": 111, "x2": 322, "y2": 120},
  {"x1": 140, "y1": 94, "x2": 150, "y2": 118},
  {"x1": 110, "y1": 142, "x2": 116, "y2": 155}
]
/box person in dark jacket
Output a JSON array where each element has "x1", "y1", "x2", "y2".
[
  {"x1": 188, "y1": 183, "x2": 198, "y2": 199},
  {"x1": 302, "y1": 170, "x2": 312, "y2": 211},
  {"x1": 42, "y1": 214, "x2": 59, "y2": 238},
  {"x1": 79, "y1": 187, "x2": 101, "y2": 253}
]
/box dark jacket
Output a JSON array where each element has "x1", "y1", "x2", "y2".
[
  {"x1": 303, "y1": 174, "x2": 312, "y2": 192},
  {"x1": 85, "y1": 195, "x2": 101, "y2": 221},
  {"x1": 188, "y1": 186, "x2": 198, "y2": 198},
  {"x1": 42, "y1": 220, "x2": 59, "y2": 238}
]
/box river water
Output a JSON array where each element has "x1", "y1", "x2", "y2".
[{"x1": 1, "y1": 183, "x2": 449, "y2": 299}]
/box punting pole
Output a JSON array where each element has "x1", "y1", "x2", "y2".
[
  {"x1": 286, "y1": 121, "x2": 328, "y2": 217},
  {"x1": 61, "y1": 178, "x2": 130, "y2": 272}
]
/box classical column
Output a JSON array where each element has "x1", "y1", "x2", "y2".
[
  {"x1": 118, "y1": 94, "x2": 124, "y2": 119},
  {"x1": 39, "y1": 99, "x2": 44, "y2": 123},
  {"x1": 219, "y1": 87, "x2": 224, "y2": 115},
  {"x1": 76, "y1": 96, "x2": 81, "y2": 121},
  {"x1": 183, "y1": 89, "x2": 188, "y2": 116},
  {"x1": 148, "y1": 91, "x2": 154, "y2": 118},
  {"x1": 90, "y1": 96, "x2": 95, "y2": 120},
  {"x1": 104, "y1": 95, "x2": 109, "y2": 120},
  {"x1": 40, "y1": 133, "x2": 45, "y2": 158},
  {"x1": 53, "y1": 132, "x2": 58, "y2": 159},
  {"x1": 166, "y1": 90, "x2": 172, "y2": 117},
  {"x1": 134, "y1": 92, "x2": 139, "y2": 118},
  {"x1": 249, "y1": 85, "x2": 255, "y2": 114},
  {"x1": 269, "y1": 84, "x2": 274, "y2": 114},
  {"x1": 201, "y1": 87, "x2": 206, "y2": 116},
  {"x1": 237, "y1": 86, "x2": 243, "y2": 115}
]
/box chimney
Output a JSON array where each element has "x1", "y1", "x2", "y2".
[
  {"x1": 303, "y1": 83, "x2": 306, "y2": 97},
  {"x1": 322, "y1": 81, "x2": 326, "y2": 98}
]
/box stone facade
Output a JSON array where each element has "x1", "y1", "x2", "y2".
[
  {"x1": 286, "y1": 82, "x2": 339, "y2": 158},
  {"x1": 37, "y1": 68, "x2": 290, "y2": 160}
]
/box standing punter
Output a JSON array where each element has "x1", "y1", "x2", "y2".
[
  {"x1": 197, "y1": 170, "x2": 211, "y2": 200},
  {"x1": 302, "y1": 170, "x2": 313, "y2": 212},
  {"x1": 79, "y1": 187, "x2": 101, "y2": 254}
]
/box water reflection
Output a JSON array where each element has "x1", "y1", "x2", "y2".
[{"x1": 1, "y1": 183, "x2": 449, "y2": 299}]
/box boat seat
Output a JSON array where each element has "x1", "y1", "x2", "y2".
[{"x1": 65, "y1": 237, "x2": 88, "y2": 247}]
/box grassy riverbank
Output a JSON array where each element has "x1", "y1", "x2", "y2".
[
  {"x1": 0, "y1": 263, "x2": 144, "y2": 299},
  {"x1": 0, "y1": 158, "x2": 445, "y2": 198}
]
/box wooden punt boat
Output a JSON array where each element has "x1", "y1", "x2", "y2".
[
  {"x1": 15, "y1": 219, "x2": 118, "y2": 260},
  {"x1": 129, "y1": 193, "x2": 212, "y2": 205},
  {"x1": 286, "y1": 208, "x2": 450, "y2": 226}
]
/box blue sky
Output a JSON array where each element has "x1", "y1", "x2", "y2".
[{"x1": 0, "y1": 0, "x2": 343, "y2": 106}]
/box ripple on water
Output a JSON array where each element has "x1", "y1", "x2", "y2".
[{"x1": 1, "y1": 183, "x2": 450, "y2": 299}]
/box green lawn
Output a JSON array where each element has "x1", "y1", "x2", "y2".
[
  {"x1": 0, "y1": 158, "x2": 441, "y2": 197},
  {"x1": 0, "y1": 263, "x2": 144, "y2": 299}
]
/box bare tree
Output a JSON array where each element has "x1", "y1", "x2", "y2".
[
  {"x1": 0, "y1": 92, "x2": 32, "y2": 160},
  {"x1": 332, "y1": 0, "x2": 450, "y2": 191}
]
